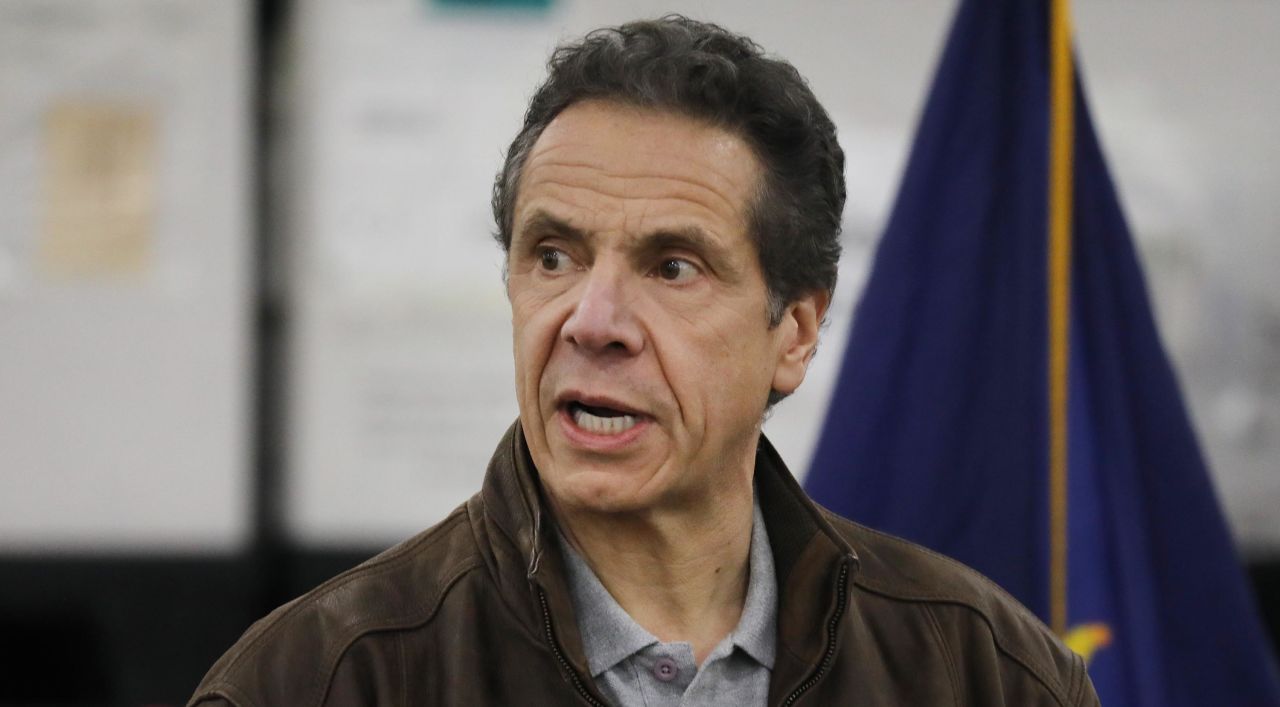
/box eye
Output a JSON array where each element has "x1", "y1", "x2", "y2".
[
  {"x1": 537, "y1": 246, "x2": 574, "y2": 274},
  {"x1": 654, "y1": 257, "x2": 699, "y2": 283}
]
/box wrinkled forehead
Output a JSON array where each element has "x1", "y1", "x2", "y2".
[{"x1": 514, "y1": 100, "x2": 765, "y2": 234}]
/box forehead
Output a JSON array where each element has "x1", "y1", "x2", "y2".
[{"x1": 513, "y1": 100, "x2": 763, "y2": 242}]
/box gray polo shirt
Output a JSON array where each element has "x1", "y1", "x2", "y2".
[{"x1": 556, "y1": 500, "x2": 777, "y2": 707}]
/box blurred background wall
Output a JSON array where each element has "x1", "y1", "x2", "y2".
[{"x1": 0, "y1": 0, "x2": 1276, "y2": 703}]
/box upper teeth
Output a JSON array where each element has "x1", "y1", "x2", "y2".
[{"x1": 573, "y1": 407, "x2": 638, "y2": 435}]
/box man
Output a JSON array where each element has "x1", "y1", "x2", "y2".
[{"x1": 191, "y1": 16, "x2": 1099, "y2": 707}]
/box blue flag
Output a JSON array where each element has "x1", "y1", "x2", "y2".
[{"x1": 804, "y1": 1, "x2": 1280, "y2": 704}]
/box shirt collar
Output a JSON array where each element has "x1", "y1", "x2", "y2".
[
  {"x1": 557, "y1": 531, "x2": 656, "y2": 676},
  {"x1": 733, "y1": 498, "x2": 777, "y2": 668},
  {"x1": 555, "y1": 496, "x2": 778, "y2": 677}
]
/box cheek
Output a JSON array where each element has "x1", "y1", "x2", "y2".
[
  {"x1": 682, "y1": 307, "x2": 777, "y2": 410},
  {"x1": 511, "y1": 295, "x2": 568, "y2": 403},
  {"x1": 651, "y1": 312, "x2": 746, "y2": 418}
]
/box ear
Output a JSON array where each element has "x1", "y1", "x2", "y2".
[{"x1": 771, "y1": 289, "x2": 830, "y2": 396}]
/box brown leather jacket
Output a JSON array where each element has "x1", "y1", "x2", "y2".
[{"x1": 190, "y1": 423, "x2": 1099, "y2": 706}]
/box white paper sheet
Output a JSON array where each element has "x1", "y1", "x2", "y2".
[{"x1": 0, "y1": 0, "x2": 253, "y2": 552}]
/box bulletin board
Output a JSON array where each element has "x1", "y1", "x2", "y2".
[{"x1": 0, "y1": 0, "x2": 253, "y2": 552}]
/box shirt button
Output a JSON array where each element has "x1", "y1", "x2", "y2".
[{"x1": 653, "y1": 657, "x2": 679, "y2": 682}]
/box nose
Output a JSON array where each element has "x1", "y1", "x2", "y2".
[{"x1": 560, "y1": 264, "x2": 645, "y2": 356}]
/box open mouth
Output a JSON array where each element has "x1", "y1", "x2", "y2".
[{"x1": 565, "y1": 401, "x2": 640, "y2": 436}]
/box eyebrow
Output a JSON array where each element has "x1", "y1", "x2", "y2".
[
  {"x1": 516, "y1": 210, "x2": 588, "y2": 246},
  {"x1": 637, "y1": 227, "x2": 721, "y2": 257},
  {"x1": 518, "y1": 209, "x2": 725, "y2": 253}
]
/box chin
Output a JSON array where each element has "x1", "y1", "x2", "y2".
[{"x1": 545, "y1": 470, "x2": 662, "y2": 516}]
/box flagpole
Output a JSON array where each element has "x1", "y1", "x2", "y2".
[{"x1": 1047, "y1": 0, "x2": 1075, "y2": 637}]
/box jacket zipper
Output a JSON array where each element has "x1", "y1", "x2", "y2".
[
  {"x1": 538, "y1": 587, "x2": 610, "y2": 707},
  {"x1": 780, "y1": 559, "x2": 851, "y2": 707}
]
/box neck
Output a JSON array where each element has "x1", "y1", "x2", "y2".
[{"x1": 554, "y1": 486, "x2": 755, "y2": 665}]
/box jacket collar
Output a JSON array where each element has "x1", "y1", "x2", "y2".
[{"x1": 477, "y1": 421, "x2": 860, "y2": 700}]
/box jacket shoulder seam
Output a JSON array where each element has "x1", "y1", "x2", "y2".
[
  {"x1": 1067, "y1": 649, "x2": 1089, "y2": 705},
  {"x1": 923, "y1": 604, "x2": 962, "y2": 707},
  {"x1": 839, "y1": 520, "x2": 1072, "y2": 703},
  {"x1": 835, "y1": 516, "x2": 1035, "y2": 616},
  {"x1": 310, "y1": 556, "x2": 483, "y2": 707},
  {"x1": 855, "y1": 584, "x2": 1071, "y2": 706},
  {"x1": 189, "y1": 683, "x2": 260, "y2": 707},
  {"x1": 204, "y1": 508, "x2": 477, "y2": 700}
]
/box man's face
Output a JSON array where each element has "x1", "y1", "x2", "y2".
[{"x1": 507, "y1": 100, "x2": 821, "y2": 517}]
